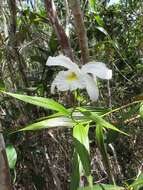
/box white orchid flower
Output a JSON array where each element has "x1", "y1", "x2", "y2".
[{"x1": 46, "y1": 55, "x2": 112, "y2": 101}]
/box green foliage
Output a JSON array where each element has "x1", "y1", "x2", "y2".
[
  {"x1": 6, "y1": 144, "x2": 17, "y2": 169},
  {"x1": 1, "y1": 91, "x2": 69, "y2": 115},
  {"x1": 77, "y1": 184, "x2": 123, "y2": 190},
  {"x1": 0, "y1": 0, "x2": 143, "y2": 189},
  {"x1": 70, "y1": 152, "x2": 80, "y2": 190},
  {"x1": 96, "y1": 26, "x2": 108, "y2": 36},
  {"x1": 89, "y1": 0, "x2": 96, "y2": 10},
  {"x1": 94, "y1": 15, "x2": 104, "y2": 27},
  {"x1": 17, "y1": 117, "x2": 73, "y2": 131},
  {"x1": 139, "y1": 103, "x2": 143, "y2": 119},
  {"x1": 73, "y1": 124, "x2": 91, "y2": 176},
  {"x1": 96, "y1": 125, "x2": 115, "y2": 184},
  {"x1": 130, "y1": 172, "x2": 143, "y2": 190},
  {"x1": 0, "y1": 80, "x2": 5, "y2": 90},
  {"x1": 78, "y1": 107, "x2": 128, "y2": 135}
]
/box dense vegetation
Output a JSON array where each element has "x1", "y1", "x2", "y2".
[{"x1": 0, "y1": 0, "x2": 143, "y2": 190}]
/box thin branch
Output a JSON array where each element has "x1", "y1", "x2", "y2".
[{"x1": 102, "y1": 100, "x2": 142, "y2": 117}]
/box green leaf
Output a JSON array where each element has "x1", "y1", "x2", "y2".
[
  {"x1": 78, "y1": 108, "x2": 128, "y2": 136},
  {"x1": 130, "y1": 178, "x2": 143, "y2": 190},
  {"x1": 78, "y1": 184, "x2": 123, "y2": 190},
  {"x1": 96, "y1": 125, "x2": 115, "y2": 184},
  {"x1": 73, "y1": 124, "x2": 91, "y2": 176},
  {"x1": 95, "y1": 15, "x2": 104, "y2": 26},
  {"x1": 139, "y1": 103, "x2": 143, "y2": 119},
  {"x1": 77, "y1": 106, "x2": 111, "y2": 116},
  {"x1": 6, "y1": 144, "x2": 17, "y2": 169},
  {"x1": 89, "y1": 0, "x2": 96, "y2": 10},
  {"x1": 0, "y1": 80, "x2": 5, "y2": 91},
  {"x1": 96, "y1": 26, "x2": 108, "y2": 36},
  {"x1": 17, "y1": 117, "x2": 74, "y2": 132},
  {"x1": 1, "y1": 91, "x2": 69, "y2": 115},
  {"x1": 70, "y1": 151, "x2": 80, "y2": 190},
  {"x1": 130, "y1": 172, "x2": 143, "y2": 190}
]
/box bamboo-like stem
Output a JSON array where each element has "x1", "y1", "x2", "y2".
[
  {"x1": 0, "y1": 123, "x2": 12, "y2": 190},
  {"x1": 68, "y1": 0, "x2": 89, "y2": 64},
  {"x1": 44, "y1": 0, "x2": 74, "y2": 60}
]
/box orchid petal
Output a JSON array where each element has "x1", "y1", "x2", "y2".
[
  {"x1": 50, "y1": 70, "x2": 85, "y2": 94},
  {"x1": 84, "y1": 74, "x2": 99, "y2": 101},
  {"x1": 50, "y1": 71, "x2": 69, "y2": 94},
  {"x1": 81, "y1": 62, "x2": 112, "y2": 79},
  {"x1": 46, "y1": 55, "x2": 80, "y2": 72}
]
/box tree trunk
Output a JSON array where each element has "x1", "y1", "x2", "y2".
[{"x1": 68, "y1": 0, "x2": 89, "y2": 64}]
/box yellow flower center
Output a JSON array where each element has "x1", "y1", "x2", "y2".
[{"x1": 67, "y1": 72, "x2": 78, "y2": 81}]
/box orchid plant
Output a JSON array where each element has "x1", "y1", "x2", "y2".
[
  {"x1": 46, "y1": 55, "x2": 112, "y2": 101},
  {"x1": 1, "y1": 64, "x2": 142, "y2": 189},
  {"x1": 2, "y1": 55, "x2": 140, "y2": 190}
]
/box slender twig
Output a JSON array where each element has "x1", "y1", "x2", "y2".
[
  {"x1": 102, "y1": 100, "x2": 142, "y2": 117},
  {"x1": 123, "y1": 115, "x2": 140, "y2": 124}
]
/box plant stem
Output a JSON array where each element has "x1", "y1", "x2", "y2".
[{"x1": 102, "y1": 100, "x2": 142, "y2": 117}]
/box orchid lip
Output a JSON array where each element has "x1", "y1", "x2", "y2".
[{"x1": 66, "y1": 72, "x2": 78, "y2": 81}]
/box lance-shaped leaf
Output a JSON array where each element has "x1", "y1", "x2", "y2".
[
  {"x1": 139, "y1": 103, "x2": 143, "y2": 119},
  {"x1": 17, "y1": 117, "x2": 74, "y2": 132},
  {"x1": 96, "y1": 125, "x2": 115, "y2": 184},
  {"x1": 70, "y1": 151, "x2": 80, "y2": 190},
  {"x1": 1, "y1": 91, "x2": 69, "y2": 115},
  {"x1": 6, "y1": 144, "x2": 17, "y2": 169},
  {"x1": 73, "y1": 124, "x2": 91, "y2": 176},
  {"x1": 78, "y1": 108, "x2": 128, "y2": 136},
  {"x1": 96, "y1": 26, "x2": 108, "y2": 36}
]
